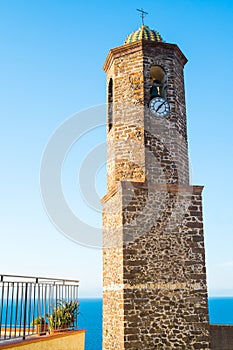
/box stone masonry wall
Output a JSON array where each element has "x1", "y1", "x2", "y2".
[
  {"x1": 102, "y1": 182, "x2": 210, "y2": 349},
  {"x1": 105, "y1": 45, "x2": 145, "y2": 192},
  {"x1": 122, "y1": 181, "x2": 210, "y2": 349}
]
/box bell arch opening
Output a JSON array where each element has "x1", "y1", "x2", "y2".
[{"x1": 149, "y1": 65, "x2": 167, "y2": 99}]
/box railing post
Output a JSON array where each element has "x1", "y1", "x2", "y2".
[{"x1": 23, "y1": 283, "x2": 28, "y2": 340}]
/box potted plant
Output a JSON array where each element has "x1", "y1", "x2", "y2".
[
  {"x1": 31, "y1": 316, "x2": 48, "y2": 336},
  {"x1": 48, "y1": 300, "x2": 79, "y2": 333}
]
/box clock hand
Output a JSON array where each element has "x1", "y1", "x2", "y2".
[{"x1": 156, "y1": 101, "x2": 165, "y2": 112}]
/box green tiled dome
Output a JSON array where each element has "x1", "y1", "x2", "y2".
[{"x1": 125, "y1": 25, "x2": 163, "y2": 44}]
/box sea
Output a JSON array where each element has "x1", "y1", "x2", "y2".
[
  {"x1": 79, "y1": 297, "x2": 233, "y2": 350},
  {"x1": 1, "y1": 297, "x2": 233, "y2": 349}
]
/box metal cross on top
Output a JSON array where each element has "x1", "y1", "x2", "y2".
[{"x1": 137, "y1": 8, "x2": 148, "y2": 25}]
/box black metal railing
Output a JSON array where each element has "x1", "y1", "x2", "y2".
[{"x1": 0, "y1": 274, "x2": 79, "y2": 342}]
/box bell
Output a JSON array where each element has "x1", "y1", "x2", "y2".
[{"x1": 150, "y1": 80, "x2": 162, "y2": 98}]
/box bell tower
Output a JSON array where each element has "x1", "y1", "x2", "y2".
[{"x1": 102, "y1": 23, "x2": 210, "y2": 350}]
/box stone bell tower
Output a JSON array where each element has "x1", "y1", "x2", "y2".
[{"x1": 102, "y1": 23, "x2": 210, "y2": 349}]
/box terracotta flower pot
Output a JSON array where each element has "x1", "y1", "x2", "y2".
[{"x1": 36, "y1": 323, "x2": 48, "y2": 336}]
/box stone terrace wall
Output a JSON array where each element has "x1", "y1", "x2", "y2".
[{"x1": 210, "y1": 325, "x2": 233, "y2": 350}]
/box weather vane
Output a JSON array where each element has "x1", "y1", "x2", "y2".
[{"x1": 137, "y1": 8, "x2": 148, "y2": 26}]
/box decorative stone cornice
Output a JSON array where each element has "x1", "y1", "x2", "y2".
[
  {"x1": 101, "y1": 181, "x2": 204, "y2": 204},
  {"x1": 120, "y1": 181, "x2": 204, "y2": 194},
  {"x1": 103, "y1": 41, "x2": 143, "y2": 73},
  {"x1": 103, "y1": 40, "x2": 188, "y2": 73},
  {"x1": 101, "y1": 185, "x2": 118, "y2": 203}
]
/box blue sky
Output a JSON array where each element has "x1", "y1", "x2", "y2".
[{"x1": 0, "y1": 0, "x2": 232, "y2": 297}]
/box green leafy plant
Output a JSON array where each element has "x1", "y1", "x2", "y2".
[
  {"x1": 31, "y1": 316, "x2": 48, "y2": 336},
  {"x1": 48, "y1": 300, "x2": 79, "y2": 331},
  {"x1": 31, "y1": 316, "x2": 46, "y2": 326}
]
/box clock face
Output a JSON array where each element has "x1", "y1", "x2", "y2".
[{"x1": 149, "y1": 97, "x2": 170, "y2": 117}]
